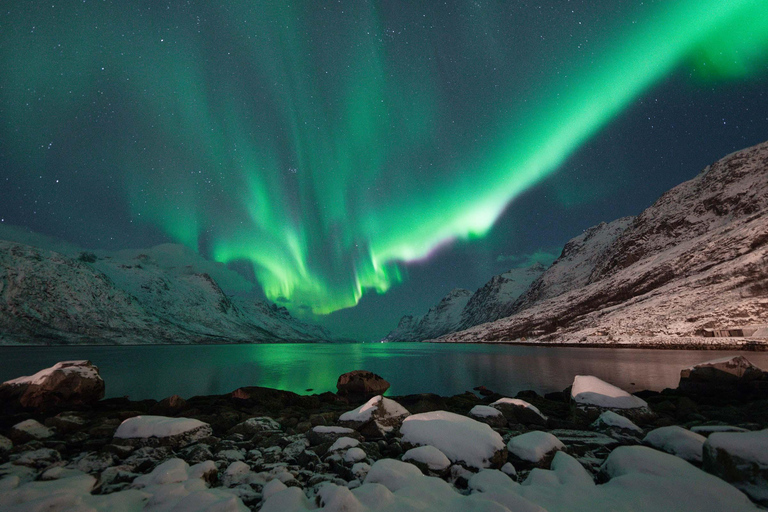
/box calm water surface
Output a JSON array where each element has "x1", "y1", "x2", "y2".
[{"x1": 1, "y1": 343, "x2": 766, "y2": 400}]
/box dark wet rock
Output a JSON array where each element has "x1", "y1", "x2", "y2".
[
  {"x1": 150, "y1": 395, "x2": 188, "y2": 416},
  {"x1": 474, "y1": 386, "x2": 495, "y2": 397},
  {"x1": 336, "y1": 370, "x2": 390, "y2": 399},
  {"x1": 45, "y1": 412, "x2": 88, "y2": 434},
  {"x1": 0, "y1": 360, "x2": 105, "y2": 411},
  {"x1": 679, "y1": 356, "x2": 766, "y2": 395}
]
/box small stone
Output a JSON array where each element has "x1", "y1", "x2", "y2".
[{"x1": 9, "y1": 419, "x2": 54, "y2": 443}]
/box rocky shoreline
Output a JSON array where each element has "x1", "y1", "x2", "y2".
[
  {"x1": 429, "y1": 336, "x2": 768, "y2": 351},
  {"x1": 1, "y1": 360, "x2": 767, "y2": 511}
]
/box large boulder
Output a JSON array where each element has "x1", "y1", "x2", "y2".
[
  {"x1": 113, "y1": 415, "x2": 212, "y2": 448},
  {"x1": 399, "y1": 410, "x2": 506, "y2": 469},
  {"x1": 507, "y1": 431, "x2": 565, "y2": 469},
  {"x1": 570, "y1": 375, "x2": 653, "y2": 424},
  {"x1": 336, "y1": 370, "x2": 390, "y2": 399},
  {"x1": 703, "y1": 429, "x2": 768, "y2": 506},
  {"x1": 0, "y1": 360, "x2": 105, "y2": 410},
  {"x1": 490, "y1": 397, "x2": 547, "y2": 426},
  {"x1": 679, "y1": 356, "x2": 766, "y2": 395},
  {"x1": 339, "y1": 395, "x2": 410, "y2": 438},
  {"x1": 643, "y1": 426, "x2": 706, "y2": 464}
]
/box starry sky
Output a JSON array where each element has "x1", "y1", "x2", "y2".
[{"x1": 1, "y1": 1, "x2": 767, "y2": 341}]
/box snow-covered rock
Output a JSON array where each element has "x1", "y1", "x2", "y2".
[
  {"x1": 507, "y1": 431, "x2": 565, "y2": 468},
  {"x1": 680, "y1": 356, "x2": 766, "y2": 393},
  {"x1": 643, "y1": 426, "x2": 706, "y2": 463},
  {"x1": 400, "y1": 411, "x2": 507, "y2": 469},
  {"x1": 114, "y1": 415, "x2": 213, "y2": 448},
  {"x1": 691, "y1": 425, "x2": 748, "y2": 436},
  {"x1": 490, "y1": 397, "x2": 547, "y2": 426},
  {"x1": 0, "y1": 360, "x2": 105, "y2": 410},
  {"x1": 591, "y1": 410, "x2": 642, "y2": 433},
  {"x1": 10, "y1": 448, "x2": 61, "y2": 469},
  {"x1": 468, "y1": 405, "x2": 507, "y2": 427},
  {"x1": 571, "y1": 375, "x2": 648, "y2": 410},
  {"x1": 307, "y1": 426, "x2": 359, "y2": 446},
  {"x1": 227, "y1": 417, "x2": 282, "y2": 437},
  {"x1": 703, "y1": 429, "x2": 768, "y2": 505},
  {"x1": 328, "y1": 437, "x2": 360, "y2": 453},
  {"x1": 339, "y1": 395, "x2": 410, "y2": 434},
  {"x1": 9, "y1": 419, "x2": 53, "y2": 443},
  {"x1": 343, "y1": 447, "x2": 367, "y2": 463},
  {"x1": 402, "y1": 445, "x2": 451, "y2": 472}
]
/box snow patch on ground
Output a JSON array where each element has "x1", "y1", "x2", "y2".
[{"x1": 115, "y1": 416, "x2": 209, "y2": 439}]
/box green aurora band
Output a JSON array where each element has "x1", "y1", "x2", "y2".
[{"x1": 2, "y1": 1, "x2": 767, "y2": 315}]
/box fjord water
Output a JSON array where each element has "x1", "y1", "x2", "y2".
[{"x1": 2, "y1": 343, "x2": 767, "y2": 401}]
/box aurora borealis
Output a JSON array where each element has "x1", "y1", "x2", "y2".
[{"x1": 2, "y1": 1, "x2": 767, "y2": 340}]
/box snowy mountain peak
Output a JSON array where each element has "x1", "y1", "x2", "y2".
[{"x1": 0, "y1": 240, "x2": 333, "y2": 345}]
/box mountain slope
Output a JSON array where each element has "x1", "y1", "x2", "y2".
[
  {"x1": 432, "y1": 140, "x2": 768, "y2": 346},
  {"x1": 0, "y1": 241, "x2": 332, "y2": 345},
  {"x1": 510, "y1": 217, "x2": 634, "y2": 313},
  {"x1": 457, "y1": 263, "x2": 546, "y2": 329},
  {"x1": 381, "y1": 288, "x2": 472, "y2": 342}
]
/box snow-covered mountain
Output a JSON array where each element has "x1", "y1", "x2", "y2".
[
  {"x1": 381, "y1": 288, "x2": 472, "y2": 342},
  {"x1": 457, "y1": 263, "x2": 546, "y2": 330},
  {"x1": 0, "y1": 241, "x2": 332, "y2": 345},
  {"x1": 510, "y1": 217, "x2": 634, "y2": 313},
  {"x1": 381, "y1": 263, "x2": 546, "y2": 342},
  {"x1": 433, "y1": 140, "x2": 768, "y2": 345}
]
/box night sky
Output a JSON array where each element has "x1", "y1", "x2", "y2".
[{"x1": 1, "y1": 1, "x2": 767, "y2": 341}]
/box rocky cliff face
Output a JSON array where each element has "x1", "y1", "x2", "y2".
[
  {"x1": 0, "y1": 241, "x2": 332, "y2": 344},
  {"x1": 433, "y1": 140, "x2": 768, "y2": 345},
  {"x1": 381, "y1": 288, "x2": 472, "y2": 342},
  {"x1": 458, "y1": 264, "x2": 546, "y2": 330},
  {"x1": 510, "y1": 217, "x2": 634, "y2": 313}
]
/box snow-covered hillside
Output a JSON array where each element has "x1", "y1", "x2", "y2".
[
  {"x1": 381, "y1": 289, "x2": 472, "y2": 342},
  {"x1": 0, "y1": 241, "x2": 332, "y2": 345},
  {"x1": 433, "y1": 140, "x2": 768, "y2": 346},
  {"x1": 382, "y1": 263, "x2": 546, "y2": 342},
  {"x1": 458, "y1": 264, "x2": 546, "y2": 329}
]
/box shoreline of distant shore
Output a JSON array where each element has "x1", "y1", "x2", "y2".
[{"x1": 1, "y1": 336, "x2": 767, "y2": 350}]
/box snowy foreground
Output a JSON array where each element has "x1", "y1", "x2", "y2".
[{"x1": 1, "y1": 366, "x2": 767, "y2": 511}]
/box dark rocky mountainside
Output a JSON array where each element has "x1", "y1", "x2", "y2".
[
  {"x1": 434, "y1": 140, "x2": 768, "y2": 345},
  {"x1": 0, "y1": 241, "x2": 332, "y2": 344}
]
